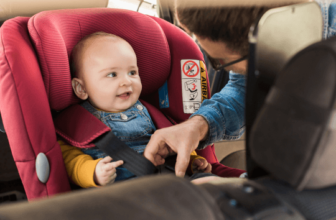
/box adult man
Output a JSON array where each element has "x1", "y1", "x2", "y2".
[{"x1": 144, "y1": 0, "x2": 310, "y2": 177}]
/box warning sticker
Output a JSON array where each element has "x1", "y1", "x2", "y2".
[
  {"x1": 181, "y1": 60, "x2": 208, "y2": 114},
  {"x1": 200, "y1": 61, "x2": 208, "y2": 102}
]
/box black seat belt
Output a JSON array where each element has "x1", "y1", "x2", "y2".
[{"x1": 94, "y1": 131, "x2": 158, "y2": 177}]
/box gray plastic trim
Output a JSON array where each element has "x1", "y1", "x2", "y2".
[{"x1": 35, "y1": 153, "x2": 50, "y2": 184}]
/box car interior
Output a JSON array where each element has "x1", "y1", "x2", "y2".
[{"x1": 0, "y1": 0, "x2": 336, "y2": 219}]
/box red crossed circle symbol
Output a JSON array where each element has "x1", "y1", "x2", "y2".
[{"x1": 183, "y1": 61, "x2": 199, "y2": 77}]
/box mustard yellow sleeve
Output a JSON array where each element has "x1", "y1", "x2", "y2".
[
  {"x1": 190, "y1": 151, "x2": 198, "y2": 156},
  {"x1": 59, "y1": 140, "x2": 102, "y2": 188}
]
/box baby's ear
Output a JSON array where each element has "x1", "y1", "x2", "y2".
[{"x1": 72, "y1": 78, "x2": 88, "y2": 100}]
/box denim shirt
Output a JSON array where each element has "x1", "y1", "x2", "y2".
[
  {"x1": 316, "y1": 0, "x2": 336, "y2": 39},
  {"x1": 80, "y1": 100, "x2": 156, "y2": 181},
  {"x1": 191, "y1": 71, "x2": 246, "y2": 149}
]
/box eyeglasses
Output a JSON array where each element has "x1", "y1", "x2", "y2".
[{"x1": 205, "y1": 53, "x2": 248, "y2": 71}]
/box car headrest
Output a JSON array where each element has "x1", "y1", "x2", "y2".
[
  {"x1": 250, "y1": 36, "x2": 336, "y2": 190},
  {"x1": 254, "y1": 2, "x2": 322, "y2": 85},
  {"x1": 0, "y1": 0, "x2": 108, "y2": 21},
  {"x1": 174, "y1": 0, "x2": 312, "y2": 8},
  {"x1": 27, "y1": 8, "x2": 171, "y2": 111}
]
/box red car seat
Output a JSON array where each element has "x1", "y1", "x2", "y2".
[{"x1": 0, "y1": 8, "x2": 244, "y2": 200}]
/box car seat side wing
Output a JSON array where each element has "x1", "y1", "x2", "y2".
[{"x1": 0, "y1": 17, "x2": 70, "y2": 200}]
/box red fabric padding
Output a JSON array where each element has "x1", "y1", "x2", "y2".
[
  {"x1": 15, "y1": 142, "x2": 73, "y2": 199},
  {"x1": 0, "y1": 17, "x2": 70, "y2": 200},
  {"x1": 141, "y1": 99, "x2": 173, "y2": 129},
  {"x1": 28, "y1": 8, "x2": 171, "y2": 111},
  {"x1": 143, "y1": 17, "x2": 211, "y2": 123},
  {"x1": 54, "y1": 105, "x2": 111, "y2": 148},
  {"x1": 16, "y1": 161, "x2": 48, "y2": 199},
  {"x1": 211, "y1": 163, "x2": 245, "y2": 177}
]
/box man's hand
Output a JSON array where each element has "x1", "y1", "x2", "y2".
[
  {"x1": 144, "y1": 116, "x2": 209, "y2": 177},
  {"x1": 94, "y1": 156, "x2": 123, "y2": 186}
]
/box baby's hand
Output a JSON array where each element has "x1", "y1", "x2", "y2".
[
  {"x1": 192, "y1": 158, "x2": 212, "y2": 173},
  {"x1": 94, "y1": 156, "x2": 123, "y2": 186}
]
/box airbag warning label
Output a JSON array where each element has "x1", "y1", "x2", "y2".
[{"x1": 181, "y1": 59, "x2": 207, "y2": 114}]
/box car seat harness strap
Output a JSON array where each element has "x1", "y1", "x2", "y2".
[{"x1": 94, "y1": 131, "x2": 158, "y2": 176}]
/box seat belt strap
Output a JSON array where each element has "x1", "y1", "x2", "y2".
[{"x1": 94, "y1": 131, "x2": 158, "y2": 177}]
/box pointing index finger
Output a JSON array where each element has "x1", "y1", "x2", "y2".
[
  {"x1": 175, "y1": 149, "x2": 190, "y2": 177},
  {"x1": 144, "y1": 136, "x2": 160, "y2": 166}
]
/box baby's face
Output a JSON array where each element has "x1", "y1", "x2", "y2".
[{"x1": 77, "y1": 37, "x2": 142, "y2": 112}]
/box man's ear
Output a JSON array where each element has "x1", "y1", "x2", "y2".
[{"x1": 72, "y1": 78, "x2": 88, "y2": 100}]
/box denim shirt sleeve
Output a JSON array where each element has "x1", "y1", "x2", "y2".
[
  {"x1": 316, "y1": 0, "x2": 336, "y2": 39},
  {"x1": 190, "y1": 71, "x2": 246, "y2": 150}
]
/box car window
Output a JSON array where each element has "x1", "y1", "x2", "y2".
[{"x1": 108, "y1": 0, "x2": 158, "y2": 16}]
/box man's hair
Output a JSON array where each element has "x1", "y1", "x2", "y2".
[
  {"x1": 177, "y1": 5, "x2": 289, "y2": 55},
  {"x1": 70, "y1": 32, "x2": 122, "y2": 78}
]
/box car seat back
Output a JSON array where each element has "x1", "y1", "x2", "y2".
[
  {"x1": 245, "y1": 0, "x2": 336, "y2": 192},
  {"x1": 246, "y1": 2, "x2": 323, "y2": 178},
  {"x1": 251, "y1": 35, "x2": 336, "y2": 190}
]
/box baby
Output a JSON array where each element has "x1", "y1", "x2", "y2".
[{"x1": 59, "y1": 32, "x2": 211, "y2": 188}]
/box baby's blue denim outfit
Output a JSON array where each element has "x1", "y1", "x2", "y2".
[{"x1": 80, "y1": 100, "x2": 156, "y2": 182}]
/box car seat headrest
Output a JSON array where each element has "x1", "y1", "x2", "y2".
[
  {"x1": 254, "y1": 2, "x2": 322, "y2": 85},
  {"x1": 174, "y1": 0, "x2": 311, "y2": 8},
  {"x1": 250, "y1": 36, "x2": 336, "y2": 190},
  {"x1": 28, "y1": 8, "x2": 171, "y2": 111},
  {"x1": 0, "y1": 0, "x2": 108, "y2": 21}
]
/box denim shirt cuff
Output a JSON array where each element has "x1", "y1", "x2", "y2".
[
  {"x1": 190, "y1": 71, "x2": 246, "y2": 150},
  {"x1": 190, "y1": 105, "x2": 223, "y2": 150}
]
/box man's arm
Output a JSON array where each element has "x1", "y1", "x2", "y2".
[
  {"x1": 144, "y1": 71, "x2": 246, "y2": 177},
  {"x1": 192, "y1": 71, "x2": 246, "y2": 149}
]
